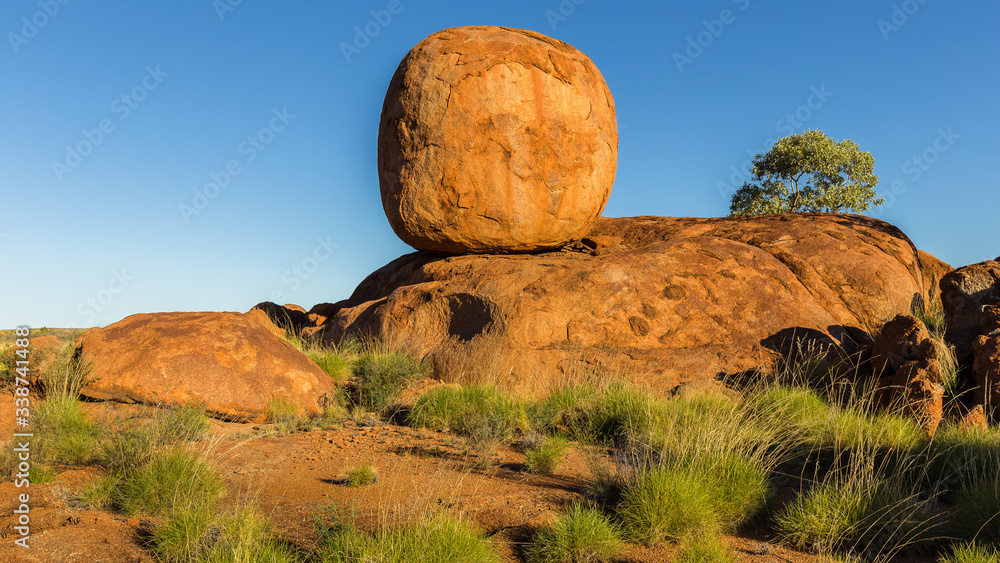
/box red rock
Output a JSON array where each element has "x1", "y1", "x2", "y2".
[
  {"x1": 245, "y1": 308, "x2": 286, "y2": 339},
  {"x1": 378, "y1": 26, "x2": 617, "y2": 254},
  {"x1": 79, "y1": 312, "x2": 336, "y2": 422},
  {"x1": 940, "y1": 259, "x2": 1000, "y2": 365},
  {"x1": 891, "y1": 359, "x2": 944, "y2": 435},
  {"x1": 972, "y1": 334, "x2": 1000, "y2": 415},
  {"x1": 917, "y1": 249, "x2": 951, "y2": 307},
  {"x1": 252, "y1": 302, "x2": 310, "y2": 335},
  {"x1": 322, "y1": 214, "x2": 927, "y2": 393},
  {"x1": 957, "y1": 404, "x2": 988, "y2": 432},
  {"x1": 870, "y1": 315, "x2": 933, "y2": 375}
]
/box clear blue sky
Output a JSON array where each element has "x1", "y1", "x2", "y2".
[{"x1": 2, "y1": 0, "x2": 997, "y2": 329}]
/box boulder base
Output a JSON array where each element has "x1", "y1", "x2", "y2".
[
  {"x1": 79, "y1": 312, "x2": 335, "y2": 421},
  {"x1": 321, "y1": 214, "x2": 931, "y2": 394}
]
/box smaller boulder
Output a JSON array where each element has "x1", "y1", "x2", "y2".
[
  {"x1": 972, "y1": 333, "x2": 1000, "y2": 416},
  {"x1": 871, "y1": 315, "x2": 933, "y2": 375},
  {"x1": 79, "y1": 312, "x2": 336, "y2": 422},
  {"x1": 252, "y1": 302, "x2": 310, "y2": 335},
  {"x1": 891, "y1": 359, "x2": 944, "y2": 436},
  {"x1": 956, "y1": 404, "x2": 988, "y2": 432},
  {"x1": 245, "y1": 308, "x2": 286, "y2": 339},
  {"x1": 941, "y1": 259, "x2": 1000, "y2": 365}
]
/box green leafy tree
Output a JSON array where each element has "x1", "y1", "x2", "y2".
[{"x1": 729, "y1": 130, "x2": 884, "y2": 215}]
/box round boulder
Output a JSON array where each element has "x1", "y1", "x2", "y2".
[{"x1": 378, "y1": 26, "x2": 617, "y2": 254}]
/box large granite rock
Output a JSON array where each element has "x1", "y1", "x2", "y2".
[
  {"x1": 916, "y1": 249, "x2": 952, "y2": 307},
  {"x1": 78, "y1": 312, "x2": 336, "y2": 421},
  {"x1": 320, "y1": 214, "x2": 931, "y2": 393},
  {"x1": 378, "y1": 26, "x2": 617, "y2": 254},
  {"x1": 940, "y1": 258, "x2": 1000, "y2": 365}
]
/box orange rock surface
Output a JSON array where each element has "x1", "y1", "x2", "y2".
[
  {"x1": 78, "y1": 311, "x2": 335, "y2": 421},
  {"x1": 378, "y1": 26, "x2": 617, "y2": 254}
]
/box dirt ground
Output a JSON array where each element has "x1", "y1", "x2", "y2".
[{"x1": 0, "y1": 392, "x2": 947, "y2": 563}]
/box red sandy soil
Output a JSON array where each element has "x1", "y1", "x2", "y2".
[{"x1": 0, "y1": 393, "x2": 937, "y2": 563}]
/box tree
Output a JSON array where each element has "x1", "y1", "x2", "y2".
[{"x1": 729, "y1": 130, "x2": 884, "y2": 216}]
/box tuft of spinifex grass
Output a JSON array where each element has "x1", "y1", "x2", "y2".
[
  {"x1": 524, "y1": 436, "x2": 569, "y2": 475},
  {"x1": 617, "y1": 465, "x2": 722, "y2": 547},
  {"x1": 524, "y1": 503, "x2": 621, "y2": 563},
  {"x1": 317, "y1": 512, "x2": 500, "y2": 563},
  {"x1": 345, "y1": 464, "x2": 378, "y2": 487}
]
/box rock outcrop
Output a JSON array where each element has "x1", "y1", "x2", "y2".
[
  {"x1": 941, "y1": 258, "x2": 1000, "y2": 366},
  {"x1": 917, "y1": 249, "x2": 952, "y2": 307},
  {"x1": 378, "y1": 26, "x2": 617, "y2": 254},
  {"x1": 320, "y1": 214, "x2": 932, "y2": 394},
  {"x1": 78, "y1": 312, "x2": 336, "y2": 421},
  {"x1": 869, "y1": 314, "x2": 945, "y2": 434},
  {"x1": 972, "y1": 306, "x2": 1000, "y2": 415}
]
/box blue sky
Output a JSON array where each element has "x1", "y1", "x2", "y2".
[{"x1": 2, "y1": 0, "x2": 997, "y2": 329}]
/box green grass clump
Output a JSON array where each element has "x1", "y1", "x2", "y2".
[
  {"x1": 774, "y1": 458, "x2": 938, "y2": 560},
  {"x1": 267, "y1": 398, "x2": 304, "y2": 434},
  {"x1": 531, "y1": 384, "x2": 600, "y2": 436},
  {"x1": 676, "y1": 533, "x2": 735, "y2": 563},
  {"x1": 153, "y1": 504, "x2": 300, "y2": 563},
  {"x1": 938, "y1": 542, "x2": 1000, "y2": 563},
  {"x1": 345, "y1": 464, "x2": 378, "y2": 487},
  {"x1": 33, "y1": 395, "x2": 99, "y2": 465},
  {"x1": 96, "y1": 446, "x2": 224, "y2": 516},
  {"x1": 950, "y1": 478, "x2": 1000, "y2": 543},
  {"x1": 408, "y1": 385, "x2": 528, "y2": 444},
  {"x1": 317, "y1": 513, "x2": 500, "y2": 563},
  {"x1": 307, "y1": 346, "x2": 354, "y2": 384},
  {"x1": 347, "y1": 350, "x2": 425, "y2": 411},
  {"x1": 617, "y1": 465, "x2": 721, "y2": 547},
  {"x1": 117, "y1": 447, "x2": 223, "y2": 516},
  {"x1": 524, "y1": 503, "x2": 621, "y2": 563},
  {"x1": 524, "y1": 436, "x2": 569, "y2": 475}
]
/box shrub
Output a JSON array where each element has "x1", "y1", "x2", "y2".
[
  {"x1": 524, "y1": 504, "x2": 621, "y2": 563},
  {"x1": 617, "y1": 466, "x2": 720, "y2": 547},
  {"x1": 348, "y1": 351, "x2": 425, "y2": 411},
  {"x1": 345, "y1": 464, "x2": 378, "y2": 487},
  {"x1": 524, "y1": 436, "x2": 569, "y2": 475}
]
